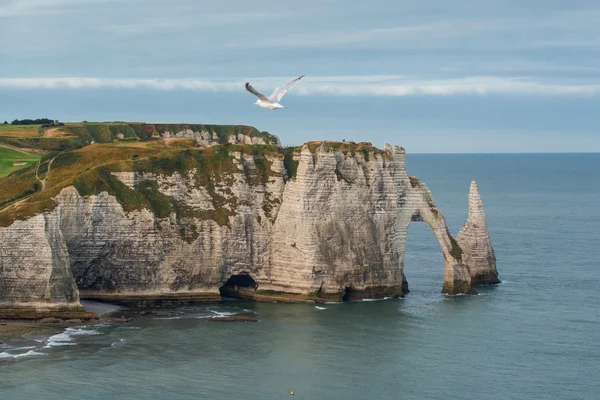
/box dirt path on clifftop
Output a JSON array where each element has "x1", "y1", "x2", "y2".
[
  {"x1": 0, "y1": 156, "x2": 57, "y2": 215},
  {"x1": 35, "y1": 156, "x2": 56, "y2": 190},
  {"x1": 0, "y1": 151, "x2": 157, "y2": 216}
]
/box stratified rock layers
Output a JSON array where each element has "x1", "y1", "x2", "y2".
[
  {"x1": 0, "y1": 213, "x2": 87, "y2": 318},
  {"x1": 0, "y1": 142, "x2": 497, "y2": 316},
  {"x1": 457, "y1": 181, "x2": 500, "y2": 284}
]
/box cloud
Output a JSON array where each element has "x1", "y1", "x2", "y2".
[
  {"x1": 0, "y1": 0, "x2": 110, "y2": 17},
  {"x1": 1, "y1": 76, "x2": 599, "y2": 96},
  {"x1": 227, "y1": 24, "x2": 435, "y2": 48},
  {"x1": 102, "y1": 11, "x2": 315, "y2": 35}
]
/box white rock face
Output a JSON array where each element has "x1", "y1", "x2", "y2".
[
  {"x1": 161, "y1": 129, "x2": 215, "y2": 146},
  {"x1": 0, "y1": 213, "x2": 83, "y2": 316},
  {"x1": 457, "y1": 181, "x2": 500, "y2": 284},
  {"x1": 0, "y1": 142, "x2": 494, "y2": 314},
  {"x1": 159, "y1": 130, "x2": 275, "y2": 147},
  {"x1": 227, "y1": 134, "x2": 267, "y2": 145}
]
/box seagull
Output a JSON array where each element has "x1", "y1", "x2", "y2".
[{"x1": 245, "y1": 75, "x2": 305, "y2": 110}]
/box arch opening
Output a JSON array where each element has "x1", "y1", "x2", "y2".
[{"x1": 404, "y1": 219, "x2": 445, "y2": 295}]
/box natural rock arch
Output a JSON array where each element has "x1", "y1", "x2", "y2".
[{"x1": 397, "y1": 177, "x2": 475, "y2": 295}]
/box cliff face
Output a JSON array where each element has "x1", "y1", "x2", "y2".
[
  {"x1": 0, "y1": 213, "x2": 87, "y2": 318},
  {"x1": 0, "y1": 133, "x2": 498, "y2": 317},
  {"x1": 457, "y1": 181, "x2": 500, "y2": 284}
]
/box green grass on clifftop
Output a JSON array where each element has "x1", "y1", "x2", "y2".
[
  {"x1": 0, "y1": 145, "x2": 41, "y2": 178},
  {"x1": 303, "y1": 141, "x2": 390, "y2": 159},
  {"x1": 0, "y1": 122, "x2": 280, "y2": 153}
]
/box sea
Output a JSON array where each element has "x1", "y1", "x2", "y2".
[{"x1": 1, "y1": 153, "x2": 599, "y2": 400}]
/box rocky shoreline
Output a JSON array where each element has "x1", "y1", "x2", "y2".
[{"x1": 0, "y1": 300, "x2": 259, "y2": 340}]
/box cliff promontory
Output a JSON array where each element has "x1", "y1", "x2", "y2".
[{"x1": 0, "y1": 123, "x2": 499, "y2": 318}]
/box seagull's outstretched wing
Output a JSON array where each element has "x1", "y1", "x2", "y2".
[
  {"x1": 268, "y1": 75, "x2": 305, "y2": 103},
  {"x1": 245, "y1": 82, "x2": 269, "y2": 101}
]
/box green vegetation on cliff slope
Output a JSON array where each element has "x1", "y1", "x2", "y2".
[
  {"x1": 0, "y1": 122, "x2": 393, "y2": 239},
  {"x1": 0, "y1": 137, "x2": 285, "y2": 241}
]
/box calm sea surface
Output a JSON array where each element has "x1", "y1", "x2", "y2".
[{"x1": 1, "y1": 153, "x2": 599, "y2": 399}]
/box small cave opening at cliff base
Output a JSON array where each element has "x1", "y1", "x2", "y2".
[{"x1": 219, "y1": 272, "x2": 258, "y2": 299}]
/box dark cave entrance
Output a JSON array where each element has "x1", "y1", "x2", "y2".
[
  {"x1": 219, "y1": 272, "x2": 258, "y2": 299},
  {"x1": 342, "y1": 287, "x2": 354, "y2": 302}
]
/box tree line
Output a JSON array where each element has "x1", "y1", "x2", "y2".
[{"x1": 5, "y1": 118, "x2": 64, "y2": 127}]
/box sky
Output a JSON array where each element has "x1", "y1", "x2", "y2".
[{"x1": 1, "y1": 0, "x2": 599, "y2": 153}]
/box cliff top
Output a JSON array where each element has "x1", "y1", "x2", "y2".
[
  {"x1": 297, "y1": 141, "x2": 393, "y2": 159},
  {"x1": 0, "y1": 122, "x2": 279, "y2": 153},
  {"x1": 0, "y1": 122, "x2": 404, "y2": 228}
]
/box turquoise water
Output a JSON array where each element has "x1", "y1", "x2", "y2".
[{"x1": 2, "y1": 154, "x2": 599, "y2": 399}]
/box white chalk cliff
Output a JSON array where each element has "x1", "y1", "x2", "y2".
[
  {"x1": 0, "y1": 139, "x2": 498, "y2": 318},
  {"x1": 457, "y1": 181, "x2": 500, "y2": 285}
]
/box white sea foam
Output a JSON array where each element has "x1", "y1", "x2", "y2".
[
  {"x1": 14, "y1": 350, "x2": 46, "y2": 358},
  {"x1": 44, "y1": 331, "x2": 75, "y2": 348},
  {"x1": 315, "y1": 306, "x2": 327, "y2": 310},
  {"x1": 110, "y1": 339, "x2": 125, "y2": 347},
  {"x1": 44, "y1": 341, "x2": 76, "y2": 348},
  {"x1": 154, "y1": 308, "x2": 241, "y2": 320},
  {"x1": 442, "y1": 293, "x2": 470, "y2": 297},
  {"x1": 0, "y1": 350, "x2": 46, "y2": 359},
  {"x1": 44, "y1": 326, "x2": 102, "y2": 348},
  {"x1": 153, "y1": 315, "x2": 184, "y2": 320},
  {"x1": 208, "y1": 310, "x2": 236, "y2": 317},
  {"x1": 197, "y1": 310, "x2": 238, "y2": 319},
  {"x1": 9, "y1": 346, "x2": 36, "y2": 351},
  {"x1": 66, "y1": 327, "x2": 102, "y2": 336}
]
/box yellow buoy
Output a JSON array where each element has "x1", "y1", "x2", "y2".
[{"x1": 291, "y1": 390, "x2": 295, "y2": 396}]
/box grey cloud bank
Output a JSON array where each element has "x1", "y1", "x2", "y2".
[
  {"x1": 1, "y1": 0, "x2": 599, "y2": 152},
  {"x1": 2, "y1": 76, "x2": 600, "y2": 96}
]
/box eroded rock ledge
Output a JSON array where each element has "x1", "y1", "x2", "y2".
[{"x1": 0, "y1": 138, "x2": 499, "y2": 318}]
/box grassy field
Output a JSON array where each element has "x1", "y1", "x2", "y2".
[
  {"x1": 0, "y1": 124, "x2": 42, "y2": 137},
  {"x1": 0, "y1": 145, "x2": 41, "y2": 178}
]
